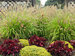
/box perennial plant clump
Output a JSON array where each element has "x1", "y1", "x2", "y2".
[
  {"x1": 20, "y1": 45, "x2": 52, "y2": 56},
  {"x1": 47, "y1": 41, "x2": 73, "y2": 56},
  {"x1": 0, "y1": 17, "x2": 35, "y2": 39},
  {"x1": 0, "y1": 39, "x2": 23, "y2": 56},
  {"x1": 29, "y1": 35, "x2": 47, "y2": 47},
  {"x1": 69, "y1": 40, "x2": 75, "y2": 48},
  {"x1": 49, "y1": 17, "x2": 75, "y2": 42},
  {"x1": 19, "y1": 39, "x2": 29, "y2": 47}
]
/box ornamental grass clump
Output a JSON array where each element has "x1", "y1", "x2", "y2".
[
  {"x1": 0, "y1": 17, "x2": 35, "y2": 39},
  {"x1": 47, "y1": 41, "x2": 73, "y2": 56},
  {"x1": 0, "y1": 39, "x2": 23, "y2": 56},
  {"x1": 29, "y1": 35, "x2": 47, "y2": 47},
  {"x1": 20, "y1": 46, "x2": 52, "y2": 56},
  {"x1": 49, "y1": 17, "x2": 75, "y2": 42},
  {"x1": 34, "y1": 17, "x2": 51, "y2": 39}
]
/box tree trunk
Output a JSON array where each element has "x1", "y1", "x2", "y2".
[
  {"x1": 31, "y1": 0, "x2": 36, "y2": 7},
  {"x1": 65, "y1": 0, "x2": 68, "y2": 8}
]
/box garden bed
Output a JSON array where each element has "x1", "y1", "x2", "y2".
[
  {"x1": 0, "y1": 7, "x2": 75, "y2": 56},
  {"x1": 0, "y1": 35, "x2": 75, "y2": 56}
]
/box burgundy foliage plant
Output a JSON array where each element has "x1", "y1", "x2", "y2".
[
  {"x1": 69, "y1": 40, "x2": 75, "y2": 48},
  {"x1": 47, "y1": 41, "x2": 72, "y2": 56},
  {"x1": 29, "y1": 35, "x2": 47, "y2": 47},
  {"x1": 0, "y1": 39, "x2": 23, "y2": 56}
]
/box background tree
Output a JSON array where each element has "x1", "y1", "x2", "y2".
[
  {"x1": 36, "y1": 0, "x2": 40, "y2": 5},
  {"x1": 31, "y1": 0, "x2": 40, "y2": 7},
  {"x1": 45, "y1": 0, "x2": 65, "y2": 9}
]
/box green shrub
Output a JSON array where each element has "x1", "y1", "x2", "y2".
[
  {"x1": 19, "y1": 39, "x2": 29, "y2": 47},
  {"x1": 20, "y1": 46, "x2": 52, "y2": 56}
]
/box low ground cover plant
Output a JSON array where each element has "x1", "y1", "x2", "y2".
[
  {"x1": 29, "y1": 35, "x2": 47, "y2": 47},
  {"x1": 0, "y1": 39, "x2": 23, "y2": 56},
  {"x1": 20, "y1": 45, "x2": 52, "y2": 56},
  {"x1": 47, "y1": 41, "x2": 73, "y2": 56},
  {"x1": 0, "y1": 38, "x2": 75, "y2": 56},
  {"x1": 69, "y1": 40, "x2": 75, "y2": 48},
  {"x1": 19, "y1": 39, "x2": 29, "y2": 47}
]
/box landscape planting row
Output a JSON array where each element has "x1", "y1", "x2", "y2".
[
  {"x1": 0, "y1": 35, "x2": 75, "y2": 56},
  {"x1": 0, "y1": 7, "x2": 75, "y2": 56}
]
